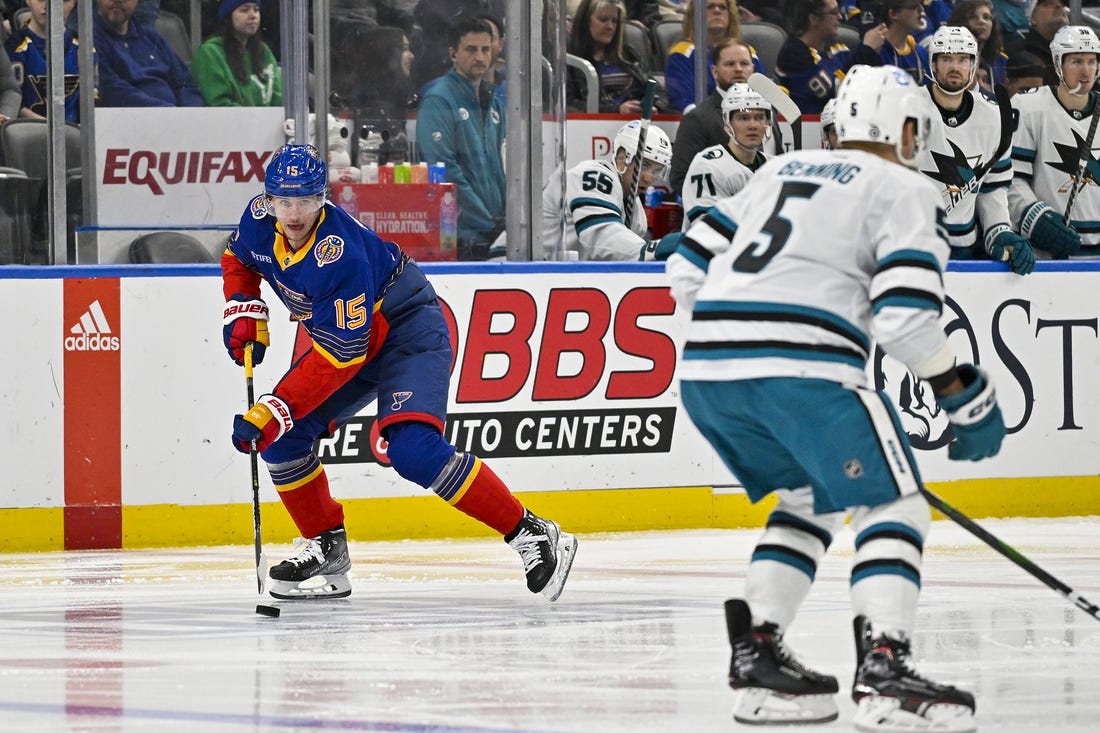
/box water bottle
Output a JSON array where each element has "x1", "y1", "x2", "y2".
[
  {"x1": 428, "y1": 162, "x2": 447, "y2": 183},
  {"x1": 357, "y1": 125, "x2": 383, "y2": 166}
]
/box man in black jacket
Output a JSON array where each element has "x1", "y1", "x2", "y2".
[{"x1": 669, "y1": 37, "x2": 755, "y2": 196}]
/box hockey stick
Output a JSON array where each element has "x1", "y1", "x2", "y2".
[
  {"x1": 623, "y1": 78, "x2": 658, "y2": 228},
  {"x1": 1062, "y1": 89, "x2": 1100, "y2": 224},
  {"x1": 244, "y1": 342, "x2": 267, "y2": 595},
  {"x1": 944, "y1": 84, "x2": 1015, "y2": 215},
  {"x1": 747, "y1": 73, "x2": 802, "y2": 151},
  {"x1": 919, "y1": 486, "x2": 1100, "y2": 623}
]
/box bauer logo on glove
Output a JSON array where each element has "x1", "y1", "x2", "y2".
[
  {"x1": 233, "y1": 393, "x2": 294, "y2": 453},
  {"x1": 223, "y1": 295, "x2": 271, "y2": 366}
]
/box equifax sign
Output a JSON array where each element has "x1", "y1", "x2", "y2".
[
  {"x1": 101, "y1": 149, "x2": 273, "y2": 195},
  {"x1": 313, "y1": 282, "x2": 682, "y2": 464}
]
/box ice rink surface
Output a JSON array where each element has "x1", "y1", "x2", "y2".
[{"x1": 0, "y1": 517, "x2": 1097, "y2": 732}]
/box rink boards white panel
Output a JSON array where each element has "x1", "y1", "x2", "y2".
[{"x1": 2, "y1": 263, "x2": 1099, "y2": 513}]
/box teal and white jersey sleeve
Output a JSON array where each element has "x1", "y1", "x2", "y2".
[{"x1": 559, "y1": 159, "x2": 652, "y2": 261}]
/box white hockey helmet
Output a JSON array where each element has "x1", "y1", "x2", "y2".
[
  {"x1": 820, "y1": 98, "x2": 837, "y2": 147},
  {"x1": 721, "y1": 83, "x2": 772, "y2": 119},
  {"x1": 1050, "y1": 25, "x2": 1100, "y2": 89},
  {"x1": 835, "y1": 65, "x2": 932, "y2": 169},
  {"x1": 928, "y1": 25, "x2": 978, "y2": 92},
  {"x1": 613, "y1": 120, "x2": 673, "y2": 171}
]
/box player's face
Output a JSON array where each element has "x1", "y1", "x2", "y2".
[
  {"x1": 933, "y1": 53, "x2": 975, "y2": 93},
  {"x1": 230, "y1": 3, "x2": 261, "y2": 38},
  {"x1": 713, "y1": 44, "x2": 755, "y2": 88},
  {"x1": 589, "y1": 4, "x2": 620, "y2": 48},
  {"x1": 965, "y1": 5, "x2": 993, "y2": 44},
  {"x1": 451, "y1": 32, "x2": 492, "y2": 82},
  {"x1": 1061, "y1": 53, "x2": 1099, "y2": 91},
  {"x1": 267, "y1": 195, "x2": 324, "y2": 246},
  {"x1": 636, "y1": 157, "x2": 668, "y2": 190},
  {"x1": 823, "y1": 125, "x2": 839, "y2": 150},
  {"x1": 729, "y1": 110, "x2": 769, "y2": 149}
]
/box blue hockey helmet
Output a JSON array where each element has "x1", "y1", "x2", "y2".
[{"x1": 264, "y1": 144, "x2": 327, "y2": 197}]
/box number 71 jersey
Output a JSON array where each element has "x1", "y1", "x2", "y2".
[{"x1": 667, "y1": 148, "x2": 951, "y2": 388}]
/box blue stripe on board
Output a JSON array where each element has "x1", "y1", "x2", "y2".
[{"x1": 0, "y1": 700, "x2": 566, "y2": 732}]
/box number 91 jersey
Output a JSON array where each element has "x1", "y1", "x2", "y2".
[{"x1": 667, "y1": 148, "x2": 951, "y2": 389}]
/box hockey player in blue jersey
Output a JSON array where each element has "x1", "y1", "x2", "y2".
[
  {"x1": 221, "y1": 144, "x2": 577, "y2": 602},
  {"x1": 667, "y1": 66, "x2": 1005, "y2": 731}
]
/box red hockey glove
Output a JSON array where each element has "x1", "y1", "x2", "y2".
[
  {"x1": 223, "y1": 295, "x2": 270, "y2": 366},
  {"x1": 232, "y1": 394, "x2": 294, "y2": 453}
]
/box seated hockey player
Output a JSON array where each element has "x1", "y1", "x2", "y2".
[
  {"x1": 820, "y1": 98, "x2": 838, "y2": 150},
  {"x1": 666, "y1": 65, "x2": 1005, "y2": 731},
  {"x1": 222, "y1": 144, "x2": 577, "y2": 601},
  {"x1": 541, "y1": 119, "x2": 673, "y2": 261},
  {"x1": 680, "y1": 83, "x2": 771, "y2": 228}
]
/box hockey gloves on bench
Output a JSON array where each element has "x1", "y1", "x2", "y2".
[
  {"x1": 986, "y1": 226, "x2": 1035, "y2": 275},
  {"x1": 223, "y1": 295, "x2": 270, "y2": 366},
  {"x1": 937, "y1": 364, "x2": 1006, "y2": 461},
  {"x1": 1020, "y1": 202, "x2": 1081, "y2": 259},
  {"x1": 233, "y1": 394, "x2": 294, "y2": 453}
]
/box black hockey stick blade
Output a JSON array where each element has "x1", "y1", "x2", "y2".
[{"x1": 920, "y1": 486, "x2": 1100, "y2": 622}]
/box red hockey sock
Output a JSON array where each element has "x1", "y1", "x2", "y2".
[
  {"x1": 269, "y1": 455, "x2": 344, "y2": 538},
  {"x1": 446, "y1": 455, "x2": 524, "y2": 535}
]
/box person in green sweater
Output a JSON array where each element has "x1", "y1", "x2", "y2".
[{"x1": 191, "y1": 0, "x2": 282, "y2": 107}]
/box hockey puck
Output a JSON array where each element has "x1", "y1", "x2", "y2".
[{"x1": 255, "y1": 604, "x2": 280, "y2": 618}]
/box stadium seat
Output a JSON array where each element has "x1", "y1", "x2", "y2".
[
  {"x1": 0, "y1": 167, "x2": 34, "y2": 265},
  {"x1": 836, "y1": 24, "x2": 861, "y2": 52},
  {"x1": 155, "y1": 10, "x2": 193, "y2": 66},
  {"x1": 651, "y1": 19, "x2": 683, "y2": 69},
  {"x1": 128, "y1": 232, "x2": 216, "y2": 264},
  {"x1": 741, "y1": 22, "x2": 788, "y2": 78},
  {"x1": 623, "y1": 20, "x2": 657, "y2": 76}
]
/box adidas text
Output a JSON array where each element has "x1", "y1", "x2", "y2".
[{"x1": 65, "y1": 333, "x2": 120, "y2": 351}]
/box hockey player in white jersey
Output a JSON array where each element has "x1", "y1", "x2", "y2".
[
  {"x1": 820, "y1": 98, "x2": 838, "y2": 149},
  {"x1": 1008, "y1": 25, "x2": 1094, "y2": 258},
  {"x1": 680, "y1": 84, "x2": 771, "y2": 228},
  {"x1": 541, "y1": 120, "x2": 673, "y2": 261},
  {"x1": 666, "y1": 65, "x2": 1005, "y2": 732},
  {"x1": 919, "y1": 25, "x2": 1035, "y2": 274}
]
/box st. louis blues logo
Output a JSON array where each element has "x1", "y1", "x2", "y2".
[
  {"x1": 390, "y1": 391, "x2": 413, "y2": 410},
  {"x1": 314, "y1": 235, "x2": 344, "y2": 267}
]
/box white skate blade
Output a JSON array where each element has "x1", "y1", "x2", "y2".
[
  {"x1": 733, "y1": 687, "x2": 839, "y2": 725},
  {"x1": 540, "y1": 531, "x2": 577, "y2": 602},
  {"x1": 854, "y1": 695, "x2": 976, "y2": 732},
  {"x1": 268, "y1": 573, "x2": 352, "y2": 600}
]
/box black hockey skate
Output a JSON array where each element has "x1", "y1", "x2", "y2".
[
  {"x1": 851, "y1": 615, "x2": 976, "y2": 732},
  {"x1": 725, "y1": 599, "x2": 839, "y2": 725},
  {"x1": 504, "y1": 510, "x2": 577, "y2": 602},
  {"x1": 268, "y1": 525, "x2": 352, "y2": 600}
]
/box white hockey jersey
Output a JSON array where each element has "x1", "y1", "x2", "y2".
[
  {"x1": 917, "y1": 88, "x2": 1013, "y2": 255},
  {"x1": 1009, "y1": 85, "x2": 1100, "y2": 255},
  {"x1": 540, "y1": 159, "x2": 653, "y2": 261},
  {"x1": 666, "y1": 148, "x2": 953, "y2": 388},
  {"x1": 680, "y1": 144, "x2": 765, "y2": 229}
]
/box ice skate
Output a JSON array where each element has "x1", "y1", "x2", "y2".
[
  {"x1": 851, "y1": 615, "x2": 976, "y2": 732},
  {"x1": 268, "y1": 525, "x2": 352, "y2": 600},
  {"x1": 725, "y1": 599, "x2": 839, "y2": 725},
  {"x1": 505, "y1": 510, "x2": 577, "y2": 602}
]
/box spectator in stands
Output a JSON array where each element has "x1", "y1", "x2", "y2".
[
  {"x1": 4, "y1": 0, "x2": 85, "y2": 121},
  {"x1": 1005, "y1": 0, "x2": 1068, "y2": 86},
  {"x1": 331, "y1": 23, "x2": 416, "y2": 144},
  {"x1": 664, "y1": 0, "x2": 766, "y2": 113},
  {"x1": 410, "y1": 0, "x2": 504, "y2": 90},
  {"x1": 877, "y1": 0, "x2": 931, "y2": 84},
  {"x1": 737, "y1": 0, "x2": 785, "y2": 26},
  {"x1": 991, "y1": 0, "x2": 1030, "y2": 42},
  {"x1": 567, "y1": 0, "x2": 668, "y2": 114},
  {"x1": 1004, "y1": 48, "x2": 1045, "y2": 94},
  {"x1": 94, "y1": 0, "x2": 203, "y2": 106},
  {"x1": 775, "y1": 0, "x2": 884, "y2": 114},
  {"x1": 191, "y1": 1, "x2": 281, "y2": 107},
  {"x1": 950, "y1": 0, "x2": 1009, "y2": 89},
  {"x1": 416, "y1": 17, "x2": 506, "y2": 261},
  {"x1": 669, "y1": 37, "x2": 754, "y2": 193},
  {"x1": 569, "y1": 0, "x2": 664, "y2": 27},
  {"x1": 0, "y1": 47, "x2": 19, "y2": 122},
  {"x1": 659, "y1": 0, "x2": 687, "y2": 21}
]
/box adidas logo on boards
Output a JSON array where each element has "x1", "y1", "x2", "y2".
[{"x1": 65, "y1": 299, "x2": 120, "y2": 351}]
